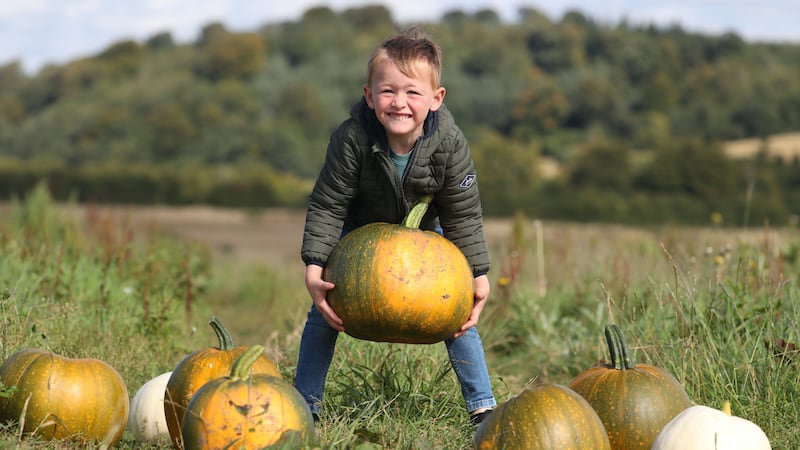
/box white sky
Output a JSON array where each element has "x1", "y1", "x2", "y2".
[{"x1": 2, "y1": 0, "x2": 799, "y2": 74}]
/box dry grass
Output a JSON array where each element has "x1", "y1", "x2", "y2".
[{"x1": 724, "y1": 131, "x2": 800, "y2": 161}]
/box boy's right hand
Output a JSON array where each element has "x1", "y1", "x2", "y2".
[{"x1": 305, "y1": 264, "x2": 344, "y2": 332}]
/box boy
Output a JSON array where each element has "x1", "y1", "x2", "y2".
[{"x1": 296, "y1": 26, "x2": 496, "y2": 425}]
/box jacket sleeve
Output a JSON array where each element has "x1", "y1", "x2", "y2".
[
  {"x1": 434, "y1": 128, "x2": 491, "y2": 276},
  {"x1": 301, "y1": 123, "x2": 361, "y2": 267}
]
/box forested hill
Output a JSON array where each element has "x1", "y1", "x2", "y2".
[{"x1": 1, "y1": 4, "x2": 799, "y2": 225}]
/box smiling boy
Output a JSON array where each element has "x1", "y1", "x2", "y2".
[{"x1": 296, "y1": 26, "x2": 496, "y2": 425}]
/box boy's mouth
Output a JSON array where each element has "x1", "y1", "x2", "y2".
[{"x1": 388, "y1": 112, "x2": 411, "y2": 121}]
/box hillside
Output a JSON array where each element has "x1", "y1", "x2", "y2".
[{"x1": 1, "y1": 4, "x2": 800, "y2": 224}]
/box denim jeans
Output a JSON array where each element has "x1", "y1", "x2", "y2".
[{"x1": 294, "y1": 303, "x2": 497, "y2": 415}]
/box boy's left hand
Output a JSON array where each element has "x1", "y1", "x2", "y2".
[{"x1": 453, "y1": 274, "x2": 490, "y2": 339}]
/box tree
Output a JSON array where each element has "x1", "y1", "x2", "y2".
[
  {"x1": 197, "y1": 31, "x2": 265, "y2": 80},
  {"x1": 341, "y1": 5, "x2": 393, "y2": 31},
  {"x1": 510, "y1": 72, "x2": 569, "y2": 134},
  {"x1": 567, "y1": 139, "x2": 632, "y2": 191},
  {"x1": 146, "y1": 32, "x2": 175, "y2": 50},
  {"x1": 97, "y1": 40, "x2": 144, "y2": 77},
  {"x1": 471, "y1": 129, "x2": 541, "y2": 213},
  {"x1": 634, "y1": 139, "x2": 738, "y2": 197},
  {"x1": 146, "y1": 102, "x2": 195, "y2": 161}
]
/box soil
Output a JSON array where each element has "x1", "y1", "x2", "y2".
[{"x1": 84, "y1": 204, "x2": 513, "y2": 271}]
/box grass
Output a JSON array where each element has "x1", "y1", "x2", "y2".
[{"x1": 0, "y1": 185, "x2": 798, "y2": 449}]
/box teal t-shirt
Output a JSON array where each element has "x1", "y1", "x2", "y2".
[{"x1": 390, "y1": 150, "x2": 412, "y2": 177}]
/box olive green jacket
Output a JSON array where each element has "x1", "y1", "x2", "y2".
[{"x1": 301, "y1": 97, "x2": 490, "y2": 276}]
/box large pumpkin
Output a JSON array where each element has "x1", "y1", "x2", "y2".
[
  {"x1": 165, "y1": 317, "x2": 281, "y2": 449},
  {"x1": 0, "y1": 348, "x2": 129, "y2": 446},
  {"x1": 128, "y1": 371, "x2": 172, "y2": 443},
  {"x1": 474, "y1": 382, "x2": 611, "y2": 449},
  {"x1": 181, "y1": 345, "x2": 315, "y2": 449},
  {"x1": 568, "y1": 324, "x2": 693, "y2": 450},
  {"x1": 324, "y1": 195, "x2": 474, "y2": 344}
]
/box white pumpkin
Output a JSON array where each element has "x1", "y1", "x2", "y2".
[
  {"x1": 127, "y1": 371, "x2": 172, "y2": 442},
  {"x1": 651, "y1": 401, "x2": 771, "y2": 450}
]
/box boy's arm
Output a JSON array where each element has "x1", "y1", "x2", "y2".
[
  {"x1": 435, "y1": 130, "x2": 491, "y2": 277},
  {"x1": 453, "y1": 274, "x2": 490, "y2": 337},
  {"x1": 304, "y1": 263, "x2": 344, "y2": 331},
  {"x1": 301, "y1": 129, "x2": 361, "y2": 267}
]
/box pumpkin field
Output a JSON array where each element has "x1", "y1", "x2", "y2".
[{"x1": 1, "y1": 184, "x2": 799, "y2": 449}]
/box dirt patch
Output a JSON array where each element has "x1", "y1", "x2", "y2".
[
  {"x1": 85, "y1": 205, "x2": 513, "y2": 272},
  {"x1": 71, "y1": 204, "x2": 512, "y2": 271}
]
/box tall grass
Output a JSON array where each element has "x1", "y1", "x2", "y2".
[{"x1": 0, "y1": 188, "x2": 798, "y2": 448}]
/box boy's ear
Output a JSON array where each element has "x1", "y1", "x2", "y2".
[
  {"x1": 363, "y1": 84, "x2": 375, "y2": 109},
  {"x1": 429, "y1": 86, "x2": 446, "y2": 111}
]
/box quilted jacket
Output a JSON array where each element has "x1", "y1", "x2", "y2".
[{"x1": 301, "y1": 97, "x2": 490, "y2": 276}]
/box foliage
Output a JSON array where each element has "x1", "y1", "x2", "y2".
[
  {"x1": 2, "y1": 185, "x2": 799, "y2": 448},
  {"x1": 1, "y1": 5, "x2": 800, "y2": 224}
]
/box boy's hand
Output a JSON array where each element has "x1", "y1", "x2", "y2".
[
  {"x1": 453, "y1": 274, "x2": 490, "y2": 339},
  {"x1": 305, "y1": 264, "x2": 344, "y2": 332}
]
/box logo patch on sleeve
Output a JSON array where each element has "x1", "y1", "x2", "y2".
[{"x1": 460, "y1": 174, "x2": 476, "y2": 188}]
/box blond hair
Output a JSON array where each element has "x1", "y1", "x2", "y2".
[{"x1": 366, "y1": 26, "x2": 442, "y2": 89}]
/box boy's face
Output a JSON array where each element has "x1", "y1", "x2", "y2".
[{"x1": 363, "y1": 58, "x2": 445, "y2": 147}]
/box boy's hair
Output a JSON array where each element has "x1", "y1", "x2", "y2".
[{"x1": 366, "y1": 25, "x2": 442, "y2": 89}]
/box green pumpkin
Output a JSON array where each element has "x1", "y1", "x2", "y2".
[
  {"x1": 324, "y1": 195, "x2": 474, "y2": 344},
  {"x1": 568, "y1": 324, "x2": 693, "y2": 450},
  {"x1": 474, "y1": 382, "x2": 611, "y2": 449}
]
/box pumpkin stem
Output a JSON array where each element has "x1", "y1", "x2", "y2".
[
  {"x1": 230, "y1": 345, "x2": 265, "y2": 381},
  {"x1": 722, "y1": 400, "x2": 732, "y2": 416},
  {"x1": 605, "y1": 324, "x2": 637, "y2": 370},
  {"x1": 401, "y1": 194, "x2": 434, "y2": 229},
  {"x1": 209, "y1": 316, "x2": 236, "y2": 350}
]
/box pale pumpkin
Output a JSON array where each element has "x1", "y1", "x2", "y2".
[
  {"x1": 181, "y1": 345, "x2": 315, "y2": 449},
  {"x1": 165, "y1": 316, "x2": 281, "y2": 448},
  {"x1": 128, "y1": 371, "x2": 172, "y2": 442},
  {"x1": 324, "y1": 195, "x2": 474, "y2": 344},
  {"x1": 568, "y1": 324, "x2": 693, "y2": 450},
  {"x1": 0, "y1": 348, "x2": 129, "y2": 446},
  {"x1": 651, "y1": 401, "x2": 771, "y2": 450},
  {"x1": 474, "y1": 382, "x2": 611, "y2": 450}
]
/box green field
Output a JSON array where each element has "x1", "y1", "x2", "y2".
[{"x1": 1, "y1": 186, "x2": 798, "y2": 449}]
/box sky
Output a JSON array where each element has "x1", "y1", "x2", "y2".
[{"x1": 2, "y1": 0, "x2": 799, "y2": 74}]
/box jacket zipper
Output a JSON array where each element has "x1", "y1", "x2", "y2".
[{"x1": 375, "y1": 146, "x2": 406, "y2": 222}]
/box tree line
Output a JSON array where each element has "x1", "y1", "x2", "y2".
[{"x1": 1, "y1": 4, "x2": 799, "y2": 225}]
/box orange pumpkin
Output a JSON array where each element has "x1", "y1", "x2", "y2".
[
  {"x1": 324, "y1": 195, "x2": 474, "y2": 344},
  {"x1": 0, "y1": 348, "x2": 129, "y2": 446},
  {"x1": 474, "y1": 382, "x2": 611, "y2": 449},
  {"x1": 568, "y1": 324, "x2": 693, "y2": 450},
  {"x1": 181, "y1": 345, "x2": 315, "y2": 449},
  {"x1": 165, "y1": 316, "x2": 281, "y2": 449}
]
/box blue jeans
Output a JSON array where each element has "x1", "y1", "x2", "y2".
[{"x1": 294, "y1": 303, "x2": 497, "y2": 415}]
